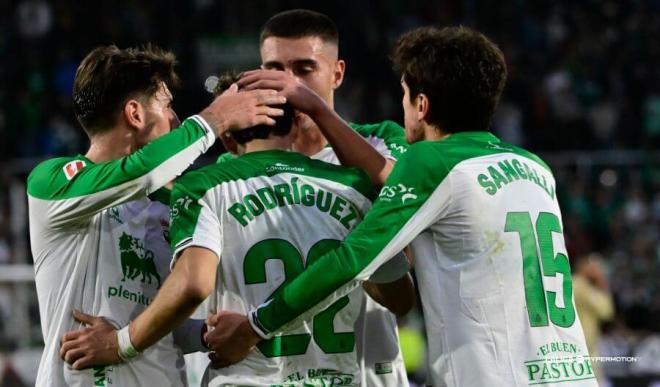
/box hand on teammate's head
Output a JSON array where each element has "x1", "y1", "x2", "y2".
[
  {"x1": 237, "y1": 70, "x2": 328, "y2": 118},
  {"x1": 199, "y1": 84, "x2": 287, "y2": 137}
]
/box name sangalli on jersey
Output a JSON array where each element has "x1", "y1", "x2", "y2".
[
  {"x1": 227, "y1": 177, "x2": 363, "y2": 230},
  {"x1": 477, "y1": 157, "x2": 555, "y2": 199}
]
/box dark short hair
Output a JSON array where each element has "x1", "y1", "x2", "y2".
[
  {"x1": 392, "y1": 26, "x2": 507, "y2": 133},
  {"x1": 72, "y1": 44, "x2": 180, "y2": 135},
  {"x1": 211, "y1": 71, "x2": 294, "y2": 144},
  {"x1": 260, "y1": 9, "x2": 338, "y2": 46}
]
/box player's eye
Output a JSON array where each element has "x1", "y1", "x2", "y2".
[
  {"x1": 263, "y1": 63, "x2": 284, "y2": 71},
  {"x1": 294, "y1": 66, "x2": 314, "y2": 76}
]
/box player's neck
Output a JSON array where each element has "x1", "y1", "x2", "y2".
[
  {"x1": 292, "y1": 124, "x2": 329, "y2": 156},
  {"x1": 244, "y1": 136, "x2": 292, "y2": 154},
  {"x1": 85, "y1": 127, "x2": 136, "y2": 163},
  {"x1": 424, "y1": 125, "x2": 451, "y2": 142}
]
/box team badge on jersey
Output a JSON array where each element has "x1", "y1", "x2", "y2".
[
  {"x1": 63, "y1": 160, "x2": 86, "y2": 180},
  {"x1": 379, "y1": 184, "x2": 418, "y2": 203}
]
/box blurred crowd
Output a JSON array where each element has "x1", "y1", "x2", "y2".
[
  {"x1": 0, "y1": 0, "x2": 658, "y2": 384},
  {"x1": 1, "y1": 0, "x2": 659, "y2": 159}
]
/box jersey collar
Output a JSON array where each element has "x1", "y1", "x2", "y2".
[{"x1": 445, "y1": 131, "x2": 500, "y2": 143}]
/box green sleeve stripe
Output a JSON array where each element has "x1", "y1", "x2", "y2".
[
  {"x1": 189, "y1": 114, "x2": 214, "y2": 136},
  {"x1": 253, "y1": 134, "x2": 555, "y2": 333},
  {"x1": 255, "y1": 132, "x2": 556, "y2": 332},
  {"x1": 255, "y1": 142, "x2": 451, "y2": 333},
  {"x1": 27, "y1": 116, "x2": 215, "y2": 200},
  {"x1": 257, "y1": 181, "x2": 449, "y2": 335}
]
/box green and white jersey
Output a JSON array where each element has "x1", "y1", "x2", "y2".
[
  {"x1": 216, "y1": 121, "x2": 408, "y2": 165},
  {"x1": 27, "y1": 116, "x2": 216, "y2": 387},
  {"x1": 312, "y1": 121, "x2": 410, "y2": 387},
  {"x1": 170, "y1": 150, "x2": 376, "y2": 387},
  {"x1": 312, "y1": 121, "x2": 408, "y2": 163},
  {"x1": 252, "y1": 132, "x2": 598, "y2": 387},
  {"x1": 216, "y1": 121, "x2": 410, "y2": 387}
]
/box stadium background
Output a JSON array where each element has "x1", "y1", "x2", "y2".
[{"x1": 0, "y1": 0, "x2": 658, "y2": 386}]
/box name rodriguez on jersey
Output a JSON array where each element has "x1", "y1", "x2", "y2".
[{"x1": 226, "y1": 176, "x2": 364, "y2": 230}]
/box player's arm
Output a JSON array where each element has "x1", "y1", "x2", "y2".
[
  {"x1": 121, "y1": 174, "x2": 226, "y2": 359},
  {"x1": 362, "y1": 252, "x2": 415, "y2": 316},
  {"x1": 238, "y1": 70, "x2": 392, "y2": 186},
  {"x1": 352, "y1": 121, "x2": 414, "y2": 315},
  {"x1": 204, "y1": 143, "x2": 451, "y2": 364},
  {"x1": 60, "y1": 247, "x2": 217, "y2": 369},
  {"x1": 251, "y1": 143, "x2": 449, "y2": 337},
  {"x1": 127, "y1": 247, "x2": 216, "y2": 353},
  {"x1": 165, "y1": 318, "x2": 207, "y2": 354},
  {"x1": 27, "y1": 88, "x2": 285, "y2": 227},
  {"x1": 60, "y1": 179, "x2": 223, "y2": 368}
]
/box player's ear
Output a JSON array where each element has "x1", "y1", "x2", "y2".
[
  {"x1": 332, "y1": 59, "x2": 346, "y2": 90},
  {"x1": 123, "y1": 99, "x2": 146, "y2": 131},
  {"x1": 417, "y1": 93, "x2": 430, "y2": 122}
]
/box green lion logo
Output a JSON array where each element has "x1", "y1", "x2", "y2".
[{"x1": 118, "y1": 233, "x2": 161, "y2": 288}]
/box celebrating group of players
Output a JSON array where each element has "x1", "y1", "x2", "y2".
[{"x1": 28, "y1": 9, "x2": 598, "y2": 387}]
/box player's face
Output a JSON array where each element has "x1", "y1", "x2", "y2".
[
  {"x1": 139, "y1": 82, "x2": 180, "y2": 146},
  {"x1": 401, "y1": 80, "x2": 424, "y2": 143},
  {"x1": 261, "y1": 36, "x2": 344, "y2": 131}
]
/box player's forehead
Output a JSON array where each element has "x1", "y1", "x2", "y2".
[{"x1": 260, "y1": 36, "x2": 337, "y2": 65}]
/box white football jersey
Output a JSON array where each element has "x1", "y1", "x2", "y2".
[
  {"x1": 171, "y1": 150, "x2": 376, "y2": 386},
  {"x1": 216, "y1": 121, "x2": 411, "y2": 386},
  {"x1": 311, "y1": 121, "x2": 410, "y2": 387},
  {"x1": 251, "y1": 132, "x2": 598, "y2": 387},
  {"x1": 27, "y1": 116, "x2": 216, "y2": 386}
]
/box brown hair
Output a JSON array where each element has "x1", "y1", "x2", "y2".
[
  {"x1": 72, "y1": 44, "x2": 180, "y2": 135},
  {"x1": 392, "y1": 26, "x2": 507, "y2": 133},
  {"x1": 260, "y1": 9, "x2": 338, "y2": 46}
]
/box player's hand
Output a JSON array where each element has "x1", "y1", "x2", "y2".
[
  {"x1": 237, "y1": 70, "x2": 327, "y2": 117},
  {"x1": 204, "y1": 310, "x2": 261, "y2": 368},
  {"x1": 199, "y1": 83, "x2": 287, "y2": 137},
  {"x1": 59, "y1": 310, "x2": 122, "y2": 370}
]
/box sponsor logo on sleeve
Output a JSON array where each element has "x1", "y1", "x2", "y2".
[
  {"x1": 389, "y1": 143, "x2": 407, "y2": 154},
  {"x1": 170, "y1": 196, "x2": 193, "y2": 219},
  {"x1": 63, "y1": 160, "x2": 86, "y2": 180},
  {"x1": 378, "y1": 184, "x2": 418, "y2": 204}
]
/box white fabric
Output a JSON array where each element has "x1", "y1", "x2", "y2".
[
  {"x1": 30, "y1": 198, "x2": 187, "y2": 386},
  {"x1": 182, "y1": 172, "x2": 372, "y2": 386},
  {"x1": 313, "y1": 142, "x2": 410, "y2": 387}
]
